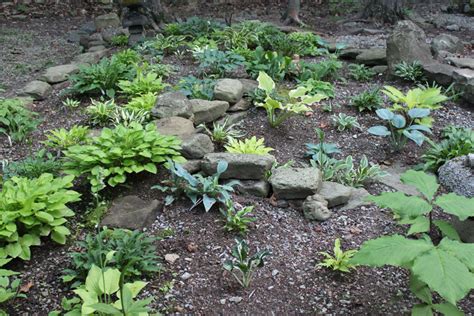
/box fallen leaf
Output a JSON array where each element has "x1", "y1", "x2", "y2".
[
  {"x1": 187, "y1": 242, "x2": 198, "y2": 253},
  {"x1": 19, "y1": 281, "x2": 34, "y2": 293}
]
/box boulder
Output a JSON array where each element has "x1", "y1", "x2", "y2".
[
  {"x1": 372, "y1": 65, "x2": 388, "y2": 74},
  {"x1": 155, "y1": 117, "x2": 195, "y2": 139},
  {"x1": 101, "y1": 195, "x2": 162, "y2": 230},
  {"x1": 181, "y1": 133, "x2": 214, "y2": 159},
  {"x1": 386, "y1": 20, "x2": 433, "y2": 73},
  {"x1": 303, "y1": 194, "x2": 331, "y2": 221},
  {"x1": 438, "y1": 155, "x2": 474, "y2": 198},
  {"x1": 201, "y1": 153, "x2": 275, "y2": 180},
  {"x1": 190, "y1": 99, "x2": 229, "y2": 124},
  {"x1": 431, "y1": 33, "x2": 464, "y2": 57},
  {"x1": 214, "y1": 79, "x2": 244, "y2": 104},
  {"x1": 447, "y1": 57, "x2": 474, "y2": 70},
  {"x1": 94, "y1": 13, "x2": 121, "y2": 30},
  {"x1": 152, "y1": 92, "x2": 193, "y2": 119},
  {"x1": 318, "y1": 182, "x2": 353, "y2": 208},
  {"x1": 88, "y1": 45, "x2": 107, "y2": 53},
  {"x1": 216, "y1": 112, "x2": 247, "y2": 126},
  {"x1": 269, "y1": 167, "x2": 322, "y2": 200},
  {"x1": 339, "y1": 48, "x2": 364, "y2": 60},
  {"x1": 421, "y1": 62, "x2": 456, "y2": 86},
  {"x1": 452, "y1": 68, "x2": 474, "y2": 105},
  {"x1": 339, "y1": 188, "x2": 372, "y2": 211},
  {"x1": 20, "y1": 80, "x2": 52, "y2": 100},
  {"x1": 228, "y1": 99, "x2": 251, "y2": 112},
  {"x1": 452, "y1": 218, "x2": 474, "y2": 243},
  {"x1": 40, "y1": 64, "x2": 80, "y2": 84},
  {"x1": 182, "y1": 160, "x2": 202, "y2": 174},
  {"x1": 72, "y1": 51, "x2": 108, "y2": 66},
  {"x1": 355, "y1": 48, "x2": 387, "y2": 66},
  {"x1": 230, "y1": 180, "x2": 271, "y2": 198},
  {"x1": 238, "y1": 79, "x2": 258, "y2": 96}
]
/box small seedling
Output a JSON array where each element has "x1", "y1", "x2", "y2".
[
  {"x1": 317, "y1": 238, "x2": 357, "y2": 273},
  {"x1": 220, "y1": 200, "x2": 256, "y2": 234}
]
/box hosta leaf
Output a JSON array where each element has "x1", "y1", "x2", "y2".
[
  {"x1": 375, "y1": 108, "x2": 394, "y2": 120},
  {"x1": 51, "y1": 231, "x2": 67, "y2": 244},
  {"x1": 400, "y1": 170, "x2": 439, "y2": 200},
  {"x1": 409, "y1": 274, "x2": 432, "y2": 304},
  {"x1": 35, "y1": 211, "x2": 55, "y2": 223},
  {"x1": 202, "y1": 195, "x2": 216, "y2": 212},
  {"x1": 368, "y1": 126, "x2": 391, "y2": 136},
  {"x1": 435, "y1": 193, "x2": 474, "y2": 221},
  {"x1": 403, "y1": 130, "x2": 426, "y2": 146},
  {"x1": 391, "y1": 114, "x2": 406, "y2": 128},
  {"x1": 89, "y1": 303, "x2": 121, "y2": 314},
  {"x1": 257, "y1": 71, "x2": 275, "y2": 94},
  {"x1": 143, "y1": 163, "x2": 157, "y2": 174}
]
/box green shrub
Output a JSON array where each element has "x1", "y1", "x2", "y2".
[
  {"x1": 215, "y1": 26, "x2": 258, "y2": 51},
  {"x1": 245, "y1": 47, "x2": 293, "y2": 81},
  {"x1": 350, "y1": 89, "x2": 383, "y2": 112},
  {"x1": 0, "y1": 174, "x2": 80, "y2": 261},
  {"x1": 63, "y1": 122, "x2": 184, "y2": 194},
  {"x1": 114, "y1": 49, "x2": 142, "y2": 66},
  {"x1": 394, "y1": 61, "x2": 425, "y2": 83},
  {"x1": 44, "y1": 125, "x2": 90, "y2": 151},
  {"x1": 0, "y1": 98, "x2": 40, "y2": 143},
  {"x1": 299, "y1": 79, "x2": 335, "y2": 98},
  {"x1": 86, "y1": 99, "x2": 117, "y2": 126},
  {"x1": 225, "y1": 136, "x2": 273, "y2": 155},
  {"x1": 148, "y1": 34, "x2": 187, "y2": 55},
  {"x1": 199, "y1": 117, "x2": 244, "y2": 144},
  {"x1": 1, "y1": 149, "x2": 62, "y2": 181},
  {"x1": 126, "y1": 92, "x2": 157, "y2": 111},
  {"x1": 118, "y1": 67, "x2": 168, "y2": 97},
  {"x1": 164, "y1": 17, "x2": 224, "y2": 38},
  {"x1": 348, "y1": 64, "x2": 375, "y2": 82},
  {"x1": 287, "y1": 31, "x2": 325, "y2": 56},
  {"x1": 193, "y1": 48, "x2": 245, "y2": 78},
  {"x1": 175, "y1": 76, "x2": 216, "y2": 100},
  {"x1": 62, "y1": 98, "x2": 81, "y2": 108},
  {"x1": 110, "y1": 34, "x2": 129, "y2": 46},
  {"x1": 110, "y1": 107, "x2": 150, "y2": 127},
  {"x1": 296, "y1": 57, "x2": 342, "y2": 82}
]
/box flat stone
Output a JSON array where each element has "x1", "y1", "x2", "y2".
[
  {"x1": 421, "y1": 62, "x2": 456, "y2": 86},
  {"x1": 101, "y1": 195, "x2": 162, "y2": 230},
  {"x1": 319, "y1": 182, "x2": 353, "y2": 208},
  {"x1": 214, "y1": 79, "x2": 244, "y2": 104},
  {"x1": 165, "y1": 253, "x2": 180, "y2": 264},
  {"x1": 230, "y1": 180, "x2": 271, "y2": 198},
  {"x1": 72, "y1": 50, "x2": 108, "y2": 66},
  {"x1": 201, "y1": 153, "x2": 276, "y2": 180},
  {"x1": 155, "y1": 117, "x2": 195, "y2": 139},
  {"x1": 238, "y1": 79, "x2": 258, "y2": 95},
  {"x1": 372, "y1": 65, "x2": 388, "y2": 74},
  {"x1": 19, "y1": 80, "x2": 52, "y2": 100},
  {"x1": 88, "y1": 45, "x2": 107, "y2": 53},
  {"x1": 431, "y1": 33, "x2": 464, "y2": 57},
  {"x1": 269, "y1": 167, "x2": 322, "y2": 200},
  {"x1": 356, "y1": 48, "x2": 387, "y2": 66},
  {"x1": 152, "y1": 92, "x2": 193, "y2": 119},
  {"x1": 339, "y1": 188, "x2": 372, "y2": 211},
  {"x1": 40, "y1": 64, "x2": 80, "y2": 84},
  {"x1": 181, "y1": 133, "x2": 214, "y2": 159},
  {"x1": 190, "y1": 99, "x2": 229, "y2": 124},
  {"x1": 216, "y1": 112, "x2": 247, "y2": 126},
  {"x1": 379, "y1": 162, "x2": 422, "y2": 197},
  {"x1": 447, "y1": 57, "x2": 474, "y2": 70},
  {"x1": 95, "y1": 13, "x2": 121, "y2": 30},
  {"x1": 303, "y1": 194, "x2": 331, "y2": 221},
  {"x1": 182, "y1": 160, "x2": 202, "y2": 174},
  {"x1": 228, "y1": 99, "x2": 251, "y2": 112},
  {"x1": 339, "y1": 48, "x2": 363, "y2": 60}
]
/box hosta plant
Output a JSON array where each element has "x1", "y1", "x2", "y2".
[
  {"x1": 118, "y1": 67, "x2": 168, "y2": 97},
  {"x1": 331, "y1": 113, "x2": 361, "y2": 132},
  {"x1": 223, "y1": 238, "x2": 270, "y2": 288},
  {"x1": 220, "y1": 200, "x2": 256, "y2": 234},
  {"x1": 348, "y1": 64, "x2": 375, "y2": 82},
  {"x1": 0, "y1": 174, "x2": 81, "y2": 261},
  {"x1": 394, "y1": 61, "x2": 425, "y2": 83},
  {"x1": 175, "y1": 76, "x2": 216, "y2": 100},
  {"x1": 298, "y1": 79, "x2": 335, "y2": 98},
  {"x1": 0, "y1": 97, "x2": 40, "y2": 143},
  {"x1": 63, "y1": 122, "x2": 184, "y2": 194},
  {"x1": 62, "y1": 98, "x2": 81, "y2": 108},
  {"x1": 350, "y1": 89, "x2": 383, "y2": 112},
  {"x1": 305, "y1": 128, "x2": 341, "y2": 161},
  {"x1": 86, "y1": 99, "x2": 117, "y2": 126},
  {"x1": 225, "y1": 136, "x2": 273, "y2": 155},
  {"x1": 110, "y1": 107, "x2": 150, "y2": 127},
  {"x1": 317, "y1": 239, "x2": 357, "y2": 273},
  {"x1": 193, "y1": 48, "x2": 245, "y2": 78},
  {"x1": 0, "y1": 259, "x2": 25, "y2": 314},
  {"x1": 126, "y1": 92, "x2": 157, "y2": 111},
  {"x1": 43, "y1": 125, "x2": 90, "y2": 151},
  {"x1": 296, "y1": 57, "x2": 342, "y2": 82},
  {"x1": 245, "y1": 47, "x2": 293, "y2": 82},
  {"x1": 257, "y1": 71, "x2": 325, "y2": 128},
  {"x1": 352, "y1": 170, "x2": 474, "y2": 315},
  {"x1": 199, "y1": 117, "x2": 245, "y2": 144}
]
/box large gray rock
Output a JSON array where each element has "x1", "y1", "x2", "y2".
[
  {"x1": 40, "y1": 64, "x2": 80, "y2": 84},
  {"x1": 101, "y1": 195, "x2": 162, "y2": 230},
  {"x1": 20, "y1": 80, "x2": 52, "y2": 100},
  {"x1": 214, "y1": 79, "x2": 244, "y2": 104},
  {"x1": 355, "y1": 48, "x2": 387, "y2": 66},
  {"x1": 152, "y1": 92, "x2": 193, "y2": 119},
  {"x1": 73, "y1": 50, "x2": 108, "y2": 66},
  {"x1": 238, "y1": 79, "x2": 258, "y2": 96},
  {"x1": 421, "y1": 62, "x2": 456, "y2": 86},
  {"x1": 319, "y1": 182, "x2": 353, "y2": 208},
  {"x1": 431, "y1": 33, "x2": 464, "y2": 57},
  {"x1": 228, "y1": 99, "x2": 251, "y2": 112},
  {"x1": 190, "y1": 99, "x2": 229, "y2": 124},
  {"x1": 303, "y1": 194, "x2": 331, "y2": 221},
  {"x1": 386, "y1": 20, "x2": 433, "y2": 73},
  {"x1": 216, "y1": 112, "x2": 247, "y2": 126},
  {"x1": 94, "y1": 13, "x2": 121, "y2": 30},
  {"x1": 339, "y1": 188, "x2": 372, "y2": 211},
  {"x1": 181, "y1": 133, "x2": 214, "y2": 159},
  {"x1": 380, "y1": 162, "x2": 425, "y2": 197},
  {"x1": 453, "y1": 68, "x2": 474, "y2": 105},
  {"x1": 452, "y1": 218, "x2": 474, "y2": 243},
  {"x1": 339, "y1": 48, "x2": 364, "y2": 60},
  {"x1": 438, "y1": 155, "x2": 474, "y2": 198},
  {"x1": 155, "y1": 116, "x2": 195, "y2": 139},
  {"x1": 88, "y1": 45, "x2": 107, "y2": 53},
  {"x1": 230, "y1": 180, "x2": 271, "y2": 198},
  {"x1": 447, "y1": 57, "x2": 474, "y2": 70},
  {"x1": 269, "y1": 167, "x2": 322, "y2": 200},
  {"x1": 182, "y1": 160, "x2": 202, "y2": 174},
  {"x1": 201, "y1": 153, "x2": 275, "y2": 180}
]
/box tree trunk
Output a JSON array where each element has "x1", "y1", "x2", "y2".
[
  {"x1": 361, "y1": 0, "x2": 406, "y2": 24},
  {"x1": 283, "y1": 0, "x2": 303, "y2": 26}
]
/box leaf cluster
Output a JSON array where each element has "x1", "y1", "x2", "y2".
[
  {"x1": 0, "y1": 98, "x2": 40, "y2": 143},
  {"x1": 225, "y1": 136, "x2": 274, "y2": 155},
  {"x1": 350, "y1": 88, "x2": 383, "y2": 112}
]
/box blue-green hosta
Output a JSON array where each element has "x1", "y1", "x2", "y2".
[
  {"x1": 0, "y1": 174, "x2": 81, "y2": 261},
  {"x1": 63, "y1": 123, "x2": 184, "y2": 194}
]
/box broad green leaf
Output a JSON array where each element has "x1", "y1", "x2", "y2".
[
  {"x1": 409, "y1": 274, "x2": 432, "y2": 304},
  {"x1": 432, "y1": 303, "x2": 464, "y2": 316},
  {"x1": 368, "y1": 126, "x2": 391, "y2": 136},
  {"x1": 375, "y1": 108, "x2": 394, "y2": 120},
  {"x1": 408, "y1": 108, "x2": 430, "y2": 119},
  {"x1": 89, "y1": 303, "x2": 121, "y2": 314},
  {"x1": 411, "y1": 304, "x2": 433, "y2": 316},
  {"x1": 85, "y1": 265, "x2": 103, "y2": 295},
  {"x1": 400, "y1": 170, "x2": 439, "y2": 201},
  {"x1": 406, "y1": 216, "x2": 430, "y2": 235},
  {"x1": 433, "y1": 220, "x2": 460, "y2": 241},
  {"x1": 51, "y1": 231, "x2": 67, "y2": 244},
  {"x1": 391, "y1": 114, "x2": 406, "y2": 128},
  {"x1": 435, "y1": 193, "x2": 474, "y2": 221},
  {"x1": 100, "y1": 268, "x2": 121, "y2": 295},
  {"x1": 143, "y1": 163, "x2": 157, "y2": 174},
  {"x1": 367, "y1": 192, "x2": 432, "y2": 218},
  {"x1": 257, "y1": 71, "x2": 275, "y2": 94},
  {"x1": 438, "y1": 238, "x2": 474, "y2": 270}
]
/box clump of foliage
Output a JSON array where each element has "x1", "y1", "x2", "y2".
[
  {"x1": 331, "y1": 113, "x2": 361, "y2": 132},
  {"x1": 352, "y1": 170, "x2": 474, "y2": 315},
  {"x1": 305, "y1": 129, "x2": 341, "y2": 160},
  {"x1": 256, "y1": 71, "x2": 325, "y2": 128},
  {"x1": 154, "y1": 161, "x2": 235, "y2": 212},
  {"x1": 44, "y1": 125, "x2": 90, "y2": 151},
  {"x1": 176, "y1": 76, "x2": 216, "y2": 100},
  {"x1": 220, "y1": 200, "x2": 256, "y2": 234},
  {"x1": 225, "y1": 136, "x2": 274, "y2": 155},
  {"x1": 110, "y1": 107, "x2": 150, "y2": 127},
  {"x1": 63, "y1": 228, "x2": 160, "y2": 286},
  {"x1": 317, "y1": 239, "x2": 357, "y2": 273},
  {"x1": 422, "y1": 126, "x2": 473, "y2": 172},
  {"x1": 215, "y1": 25, "x2": 258, "y2": 51},
  {"x1": 350, "y1": 89, "x2": 383, "y2": 112},
  {"x1": 245, "y1": 47, "x2": 293, "y2": 82},
  {"x1": 146, "y1": 34, "x2": 187, "y2": 56},
  {"x1": 0, "y1": 97, "x2": 40, "y2": 143},
  {"x1": 199, "y1": 117, "x2": 244, "y2": 144},
  {"x1": 114, "y1": 49, "x2": 142, "y2": 66},
  {"x1": 223, "y1": 238, "x2": 270, "y2": 288},
  {"x1": 63, "y1": 122, "x2": 184, "y2": 194},
  {"x1": 164, "y1": 17, "x2": 224, "y2": 38},
  {"x1": 86, "y1": 99, "x2": 117, "y2": 126},
  {"x1": 1, "y1": 149, "x2": 62, "y2": 181},
  {"x1": 126, "y1": 92, "x2": 157, "y2": 111},
  {"x1": 348, "y1": 64, "x2": 375, "y2": 82},
  {"x1": 0, "y1": 173, "x2": 80, "y2": 261},
  {"x1": 298, "y1": 79, "x2": 335, "y2": 98},
  {"x1": 110, "y1": 34, "x2": 129, "y2": 46},
  {"x1": 193, "y1": 48, "x2": 245, "y2": 78},
  {"x1": 118, "y1": 67, "x2": 168, "y2": 97},
  {"x1": 287, "y1": 31, "x2": 325, "y2": 56},
  {"x1": 394, "y1": 61, "x2": 425, "y2": 83},
  {"x1": 0, "y1": 259, "x2": 25, "y2": 314},
  {"x1": 62, "y1": 98, "x2": 81, "y2": 108},
  {"x1": 296, "y1": 56, "x2": 342, "y2": 82}
]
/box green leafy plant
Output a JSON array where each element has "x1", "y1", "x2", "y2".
[
  {"x1": 331, "y1": 113, "x2": 361, "y2": 132},
  {"x1": 164, "y1": 17, "x2": 224, "y2": 38},
  {"x1": 63, "y1": 228, "x2": 161, "y2": 286},
  {"x1": 305, "y1": 128, "x2": 341, "y2": 161},
  {"x1": 348, "y1": 64, "x2": 375, "y2": 81},
  {"x1": 62, "y1": 98, "x2": 81, "y2": 108},
  {"x1": 353, "y1": 170, "x2": 474, "y2": 315},
  {"x1": 43, "y1": 125, "x2": 90, "y2": 151},
  {"x1": 256, "y1": 71, "x2": 325, "y2": 128},
  {"x1": 114, "y1": 49, "x2": 142, "y2": 66},
  {"x1": 199, "y1": 117, "x2": 244, "y2": 144},
  {"x1": 110, "y1": 107, "x2": 150, "y2": 127},
  {"x1": 296, "y1": 56, "x2": 342, "y2": 82},
  {"x1": 0, "y1": 259, "x2": 25, "y2": 315},
  {"x1": 126, "y1": 92, "x2": 157, "y2": 111},
  {"x1": 144, "y1": 34, "x2": 188, "y2": 56},
  {"x1": 220, "y1": 200, "x2": 256, "y2": 234},
  {"x1": 287, "y1": 31, "x2": 325, "y2": 56},
  {"x1": 86, "y1": 99, "x2": 117, "y2": 126},
  {"x1": 0, "y1": 174, "x2": 80, "y2": 261},
  {"x1": 368, "y1": 108, "x2": 432, "y2": 150},
  {"x1": 193, "y1": 48, "x2": 245, "y2": 78},
  {"x1": 418, "y1": 82, "x2": 463, "y2": 102},
  {"x1": 175, "y1": 75, "x2": 216, "y2": 100},
  {"x1": 0, "y1": 97, "x2": 40, "y2": 143},
  {"x1": 118, "y1": 67, "x2": 168, "y2": 97},
  {"x1": 299, "y1": 79, "x2": 335, "y2": 98},
  {"x1": 215, "y1": 25, "x2": 258, "y2": 51},
  {"x1": 317, "y1": 239, "x2": 357, "y2": 273},
  {"x1": 225, "y1": 136, "x2": 273, "y2": 155},
  {"x1": 394, "y1": 61, "x2": 425, "y2": 83},
  {"x1": 245, "y1": 47, "x2": 293, "y2": 82},
  {"x1": 110, "y1": 34, "x2": 129, "y2": 46},
  {"x1": 223, "y1": 238, "x2": 270, "y2": 288},
  {"x1": 1, "y1": 149, "x2": 62, "y2": 181},
  {"x1": 154, "y1": 161, "x2": 235, "y2": 212},
  {"x1": 63, "y1": 122, "x2": 184, "y2": 194},
  {"x1": 350, "y1": 89, "x2": 383, "y2": 112}
]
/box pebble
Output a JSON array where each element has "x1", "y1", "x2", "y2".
[
  {"x1": 229, "y1": 296, "x2": 243, "y2": 303},
  {"x1": 220, "y1": 299, "x2": 226, "y2": 305},
  {"x1": 181, "y1": 272, "x2": 192, "y2": 280},
  {"x1": 272, "y1": 269, "x2": 280, "y2": 276},
  {"x1": 165, "y1": 253, "x2": 180, "y2": 264}
]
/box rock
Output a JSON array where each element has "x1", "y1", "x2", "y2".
[
  {"x1": 181, "y1": 272, "x2": 192, "y2": 281},
  {"x1": 447, "y1": 57, "x2": 474, "y2": 70},
  {"x1": 216, "y1": 112, "x2": 247, "y2": 126},
  {"x1": 379, "y1": 162, "x2": 423, "y2": 196},
  {"x1": 40, "y1": 64, "x2": 80, "y2": 84},
  {"x1": 101, "y1": 27, "x2": 128, "y2": 43},
  {"x1": 182, "y1": 160, "x2": 202, "y2": 174},
  {"x1": 201, "y1": 153, "x2": 275, "y2": 180},
  {"x1": 73, "y1": 51, "x2": 108, "y2": 66},
  {"x1": 152, "y1": 92, "x2": 193, "y2": 119},
  {"x1": 67, "y1": 30, "x2": 88, "y2": 43},
  {"x1": 431, "y1": 33, "x2": 464, "y2": 57},
  {"x1": 339, "y1": 188, "x2": 372, "y2": 211},
  {"x1": 230, "y1": 180, "x2": 271, "y2": 197},
  {"x1": 190, "y1": 99, "x2": 229, "y2": 124},
  {"x1": 95, "y1": 13, "x2": 121, "y2": 30},
  {"x1": 214, "y1": 79, "x2": 244, "y2": 104},
  {"x1": 421, "y1": 62, "x2": 456, "y2": 86},
  {"x1": 452, "y1": 218, "x2": 474, "y2": 243},
  {"x1": 88, "y1": 45, "x2": 107, "y2": 53},
  {"x1": 101, "y1": 195, "x2": 162, "y2": 230},
  {"x1": 181, "y1": 133, "x2": 214, "y2": 159},
  {"x1": 155, "y1": 117, "x2": 195, "y2": 139},
  {"x1": 372, "y1": 65, "x2": 388, "y2": 74},
  {"x1": 80, "y1": 21, "x2": 97, "y2": 35},
  {"x1": 269, "y1": 167, "x2": 322, "y2": 200},
  {"x1": 229, "y1": 296, "x2": 243, "y2": 303},
  {"x1": 386, "y1": 20, "x2": 433, "y2": 73},
  {"x1": 238, "y1": 79, "x2": 258, "y2": 95},
  {"x1": 228, "y1": 99, "x2": 251, "y2": 112},
  {"x1": 339, "y1": 48, "x2": 363, "y2": 60},
  {"x1": 19, "y1": 80, "x2": 52, "y2": 100},
  {"x1": 303, "y1": 194, "x2": 331, "y2": 221},
  {"x1": 446, "y1": 24, "x2": 460, "y2": 31},
  {"x1": 452, "y1": 68, "x2": 474, "y2": 105},
  {"x1": 438, "y1": 155, "x2": 474, "y2": 198},
  {"x1": 165, "y1": 253, "x2": 180, "y2": 264},
  {"x1": 355, "y1": 48, "x2": 387, "y2": 66},
  {"x1": 318, "y1": 182, "x2": 353, "y2": 208}
]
